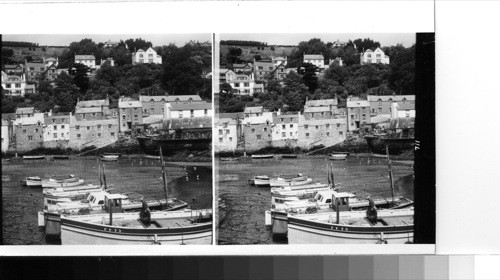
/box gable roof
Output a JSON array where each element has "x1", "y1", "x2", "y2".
[
  {"x1": 305, "y1": 99, "x2": 338, "y2": 107},
  {"x1": 25, "y1": 62, "x2": 45, "y2": 68},
  {"x1": 139, "y1": 95, "x2": 168, "y2": 102},
  {"x1": 118, "y1": 100, "x2": 142, "y2": 108},
  {"x1": 254, "y1": 61, "x2": 275, "y2": 68},
  {"x1": 165, "y1": 95, "x2": 203, "y2": 103},
  {"x1": 218, "y1": 112, "x2": 244, "y2": 119},
  {"x1": 346, "y1": 100, "x2": 370, "y2": 108},
  {"x1": 76, "y1": 107, "x2": 103, "y2": 114},
  {"x1": 169, "y1": 102, "x2": 212, "y2": 111},
  {"x1": 244, "y1": 106, "x2": 263, "y2": 114},
  {"x1": 367, "y1": 95, "x2": 415, "y2": 102},
  {"x1": 304, "y1": 107, "x2": 332, "y2": 113},
  {"x1": 75, "y1": 55, "x2": 96, "y2": 60},
  {"x1": 77, "y1": 99, "x2": 109, "y2": 108},
  {"x1": 304, "y1": 54, "x2": 324, "y2": 60},
  {"x1": 15, "y1": 107, "x2": 35, "y2": 115}
]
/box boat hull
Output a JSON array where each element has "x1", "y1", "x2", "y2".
[
  {"x1": 251, "y1": 154, "x2": 274, "y2": 159},
  {"x1": 25, "y1": 178, "x2": 42, "y2": 187},
  {"x1": 365, "y1": 135, "x2": 414, "y2": 155},
  {"x1": 60, "y1": 211, "x2": 213, "y2": 245},
  {"x1": 42, "y1": 179, "x2": 85, "y2": 188},
  {"x1": 23, "y1": 155, "x2": 46, "y2": 160},
  {"x1": 270, "y1": 178, "x2": 312, "y2": 187},
  {"x1": 329, "y1": 154, "x2": 347, "y2": 160}
]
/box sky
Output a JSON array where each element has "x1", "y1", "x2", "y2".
[
  {"x1": 220, "y1": 33, "x2": 416, "y2": 48},
  {"x1": 2, "y1": 34, "x2": 211, "y2": 47}
]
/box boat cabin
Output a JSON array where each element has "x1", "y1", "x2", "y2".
[
  {"x1": 330, "y1": 192, "x2": 354, "y2": 211},
  {"x1": 104, "y1": 193, "x2": 127, "y2": 213}
]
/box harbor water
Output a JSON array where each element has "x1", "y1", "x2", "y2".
[
  {"x1": 1, "y1": 156, "x2": 212, "y2": 245},
  {"x1": 217, "y1": 155, "x2": 414, "y2": 245}
]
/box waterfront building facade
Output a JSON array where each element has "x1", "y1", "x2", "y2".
[
  {"x1": 216, "y1": 117, "x2": 238, "y2": 152},
  {"x1": 297, "y1": 116, "x2": 347, "y2": 149},
  {"x1": 69, "y1": 117, "x2": 119, "y2": 150},
  {"x1": 43, "y1": 113, "x2": 72, "y2": 142},
  {"x1": 346, "y1": 100, "x2": 371, "y2": 131},
  {"x1": 118, "y1": 98, "x2": 143, "y2": 133},
  {"x1": 368, "y1": 95, "x2": 415, "y2": 116}
]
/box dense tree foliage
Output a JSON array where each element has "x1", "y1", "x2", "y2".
[{"x1": 220, "y1": 40, "x2": 268, "y2": 47}]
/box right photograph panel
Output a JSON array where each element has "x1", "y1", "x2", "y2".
[{"x1": 215, "y1": 33, "x2": 434, "y2": 245}]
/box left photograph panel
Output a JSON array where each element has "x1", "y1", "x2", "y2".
[{"x1": 1, "y1": 34, "x2": 214, "y2": 245}]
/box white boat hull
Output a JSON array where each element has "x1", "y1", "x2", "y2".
[
  {"x1": 26, "y1": 179, "x2": 42, "y2": 187},
  {"x1": 60, "y1": 210, "x2": 212, "y2": 245},
  {"x1": 42, "y1": 179, "x2": 85, "y2": 188},
  {"x1": 254, "y1": 178, "x2": 270, "y2": 187},
  {"x1": 270, "y1": 178, "x2": 312, "y2": 187}
]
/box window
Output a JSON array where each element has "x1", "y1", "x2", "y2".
[
  {"x1": 87, "y1": 126, "x2": 90, "y2": 130},
  {"x1": 179, "y1": 112, "x2": 183, "y2": 118},
  {"x1": 98, "y1": 133, "x2": 101, "y2": 137},
  {"x1": 376, "y1": 54, "x2": 381, "y2": 58},
  {"x1": 77, "y1": 134, "x2": 81, "y2": 138},
  {"x1": 264, "y1": 128, "x2": 267, "y2": 132},
  {"x1": 258, "y1": 66, "x2": 263, "y2": 70},
  {"x1": 219, "y1": 138, "x2": 223, "y2": 143},
  {"x1": 290, "y1": 132, "x2": 293, "y2": 136},
  {"x1": 60, "y1": 133, "x2": 63, "y2": 138},
  {"x1": 53, "y1": 125, "x2": 57, "y2": 130},
  {"x1": 52, "y1": 119, "x2": 55, "y2": 123},
  {"x1": 282, "y1": 125, "x2": 286, "y2": 129},
  {"x1": 28, "y1": 136, "x2": 33, "y2": 141},
  {"x1": 226, "y1": 129, "x2": 230, "y2": 134},
  {"x1": 97, "y1": 125, "x2": 101, "y2": 130},
  {"x1": 108, "y1": 124, "x2": 112, "y2": 129},
  {"x1": 229, "y1": 137, "x2": 233, "y2": 142},
  {"x1": 93, "y1": 113, "x2": 96, "y2": 117},
  {"x1": 204, "y1": 109, "x2": 208, "y2": 115},
  {"x1": 376, "y1": 59, "x2": 381, "y2": 63},
  {"x1": 326, "y1": 124, "x2": 330, "y2": 128},
  {"x1": 306, "y1": 133, "x2": 309, "y2": 137},
  {"x1": 251, "y1": 128, "x2": 255, "y2": 133},
  {"x1": 403, "y1": 98, "x2": 407, "y2": 104},
  {"x1": 234, "y1": 83, "x2": 240, "y2": 87},
  {"x1": 282, "y1": 132, "x2": 286, "y2": 137},
  {"x1": 35, "y1": 128, "x2": 38, "y2": 133},
  {"x1": 304, "y1": 125, "x2": 308, "y2": 129},
  {"x1": 76, "y1": 125, "x2": 80, "y2": 130},
  {"x1": 257, "y1": 135, "x2": 261, "y2": 140},
  {"x1": 53, "y1": 133, "x2": 57, "y2": 138},
  {"x1": 269, "y1": 67, "x2": 273, "y2": 71},
  {"x1": 326, "y1": 132, "x2": 330, "y2": 136},
  {"x1": 15, "y1": 83, "x2": 20, "y2": 88},
  {"x1": 190, "y1": 110, "x2": 194, "y2": 117},
  {"x1": 290, "y1": 124, "x2": 293, "y2": 128},
  {"x1": 122, "y1": 115, "x2": 126, "y2": 120},
  {"x1": 134, "y1": 115, "x2": 138, "y2": 120},
  {"x1": 339, "y1": 131, "x2": 343, "y2": 136},
  {"x1": 315, "y1": 126, "x2": 319, "y2": 129},
  {"x1": 362, "y1": 114, "x2": 366, "y2": 120},
  {"x1": 23, "y1": 129, "x2": 26, "y2": 133},
  {"x1": 61, "y1": 125, "x2": 65, "y2": 129},
  {"x1": 219, "y1": 129, "x2": 223, "y2": 135},
  {"x1": 351, "y1": 115, "x2": 354, "y2": 119}
]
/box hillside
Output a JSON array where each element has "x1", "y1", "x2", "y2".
[{"x1": 220, "y1": 44, "x2": 296, "y2": 65}]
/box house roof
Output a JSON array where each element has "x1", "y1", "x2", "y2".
[
  {"x1": 75, "y1": 55, "x2": 96, "y2": 60},
  {"x1": 305, "y1": 99, "x2": 338, "y2": 107},
  {"x1": 254, "y1": 61, "x2": 275, "y2": 68},
  {"x1": 304, "y1": 107, "x2": 332, "y2": 113},
  {"x1": 2, "y1": 119, "x2": 9, "y2": 126},
  {"x1": 274, "y1": 57, "x2": 286, "y2": 61},
  {"x1": 2, "y1": 113, "x2": 15, "y2": 121},
  {"x1": 45, "y1": 57, "x2": 58, "y2": 62},
  {"x1": 77, "y1": 99, "x2": 109, "y2": 108},
  {"x1": 119, "y1": 100, "x2": 142, "y2": 108},
  {"x1": 25, "y1": 62, "x2": 45, "y2": 68},
  {"x1": 15, "y1": 107, "x2": 35, "y2": 115},
  {"x1": 233, "y1": 63, "x2": 251, "y2": 68},
  {"x1": 76, "y1": 107, "x2": 103, "y2": 114},
  {"x1": 142, "y1": 115, "x2": 163, "y2": 124},
  {"x1": 299, "y1": 115, "x2": 345, "y2": 125},
  {"x1": 398, "y1": 103, "x2": 415, "y2": 110},
  {"x1": 304, "y1": 54, "x2": 324, "y2": 60},
  {"x1": 217, "y1": 118, "x2": 237, "y2": 126},
  {"x1": 169, "y1": 102, "x2": 212, "y2": 111},
  {"x1": 3, "y1": 64, "x2": 24, "y2": 70},
  {"x1": 139, "y1": 95, "x2": 168, "y2": 102},
  {"x1": 165, "y1": 95, "x2": 203, "y2": 103},
  {"x1": 273, "y1": 115, "x2": 299, "y2": 123},
  {"x1": 244, "y1": 106, "x2": 263, "y2": 114},
  {"x1": 218, "y1": 112, "x2": 244, "y2": 119},
  {"x1": 368, "y1": 95, "x2": 415, "y2": 102},
  {"x1": 346, "y1": 100, "x2": 370, "y2": 108}
]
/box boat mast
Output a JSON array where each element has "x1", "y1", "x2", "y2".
[
  {"x1": 102, "y1": 164, "x2": 108, "y2": 191},
  {"x1": 159, "y1": 147, "x2": 168, "y2": 202},
  {"x1": 385, "y1": 145, "x2": 395, "y2": 206}
]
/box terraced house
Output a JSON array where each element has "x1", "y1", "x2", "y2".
[
  {"x1": 367, "y1": 95, "x2": 415, "y2": 116},
  {"x1": 43, "y1": 113, "x2": 71, "y2": 145},
  {"x1": 118, "y1": 98, "x2": 143, "y2": 133}
]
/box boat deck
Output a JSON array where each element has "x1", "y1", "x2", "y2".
[
  {"x1": 114, "y1": 217, "x2": 198, "y2": 229},
  {"x1": 295, "y1": 209, "x2": 414, "y2": 227}
]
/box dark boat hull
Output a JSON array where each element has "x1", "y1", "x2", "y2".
[
  {"x1": 365, "y1": 135, "x2": 414, "y2": 155},
  {"x1": 137, "y1": 136, "x2": 211, "y2": 156}
]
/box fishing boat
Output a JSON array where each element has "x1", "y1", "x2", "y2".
[
  {"x1": 42, "y1": 183, "x2": 102, "y2": 194},
  {"x1": 365, "y1": 117, "x2": 415, "y2": 155},
  {"x1": 287, "y1": 208, "x2": 414, "y2": 244},
  {"x1": 137, "y1": 128, "x2": 212, "y2": 156},
  {"x1": 60, "y1": 207, "x2": 213, "y2": 245},
  {"x1": 23, "y1": 176, "x2": 43, "y2": 187},
  {"x1": 328, "y1": 154, "x2": 348, "y2": 160},
  {"x1": 42, "y1": 176, "x2": 85, "y2": 188},
  {"x1": 220, "y1": 157, "x2": 239, "y2": 162},
  {"x1": 281, "y1": 154, "x2": 298, "y2": 159},
  {"x1": 101, "y1": 155, "x2": 119, "y2": 162},
  {"x1": 271, "y1": 182, "x2": 328, "y2": 192},
  {"x1": 53, "y1": 155, "x2": 70, "y2": 160},
  {"x1": 270, "y1": 186, "x2": 332, "y2": 207},
  {"x1": 23, "y1": 155, "x2": 45, "y2": 160},
  {"x1": 251, "y1": 154, "x2": 274, "y2": 159},
  {"x1": 253, "y1": 175, "x2": 270, "y2": 187},
  {"x1": 269, "y1": 174, "x2": 312, "y2": 187}
]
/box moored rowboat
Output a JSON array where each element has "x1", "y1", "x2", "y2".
[
  {"x1": 329, "y1": 154, "x2": 347, "y2": 160},
  {"x1": 253, "y1": 175, "x2": 270, "y2": 187},
  {"x1": 23, "y1": 155, "x2": 45, "y2": 160},
  {"x1": 23, "y1": 176, "x2": 42, "y2": 187},
  {"x1": 101, "y1": 155, "x2": 119, "y2": 162},
  {"x1": 251, "y1": 154, "x2": 274, "y2": 159}
]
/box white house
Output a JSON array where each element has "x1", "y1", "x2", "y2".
[
  {"x1": 164, "y1": 102, "x2": 212, "y2": 122},
  {"x1": 391, "y1": 102, "x2": 416, "y2": 119},
  {"x1": 74, "y1": 55, "x2": 96, "y2": 69},
  {"x1": 1, "y1": 71, "x2": 35, "y2": 97},
  {"x1": 360, "y1": 47, "x2": 390, "y2": 65},
  {"x1": 242, "y1": 106, "x2": 274, "y2": 126},
  {"x1": 303, "y1": 54, "x2": 325, "y2": 69},
  {"x1": 1, "y1": 119, "x2": 9, "y2": 153},
  {"x1": 43, "y1": 113, "x2": 72, "y2": 142},
  {"x1": 216, "y1": 117, "x2": 238, "y2": 152},
  {"x1": 228, "y1": 73, "x2": 264, "y2": 96},
  {"x1": 132, "y1": 47, "x2": 162, "y2": 65}
]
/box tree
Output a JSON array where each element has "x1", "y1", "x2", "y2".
[
  {"x1": 282, "y1": 71, "x2": 309, "y2": 111},
  {"x1": 226, "y1": 47, "x2": 242, "y2": 64},
  {"x1": 69, "y1": 38, "x2": 101, "y2": 61},
  {"x1": 353, "y1": 38, "x2": 381, "y2": 52},
  {"x1": 125, "y1": 38, "x2": 152, "y2": 52},
  {"x1": 69, "y1": 63, "x2": 90, "y2": 92},
  {"x1": 297, "y1": 62, "x2": 318, "y2": 93},
  {"x1": 53, "y1": 72, "x2": 80, "y2": 112}
]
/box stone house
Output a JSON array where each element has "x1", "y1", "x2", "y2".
[
  {"x1": 346, "y1": 100, "x2": 371, "y2": 131},
  {"x1": 74, "y1": 99, "x2": 111, "y2": 121},
  {"x1": 3, "y1": 64, "x2": 24, "y2": 75},
  {"x1": 271, "y1": 113, "x2": 299, "y2": 148},
  {"x1": 118, "y1": 98, "x2": 143, "y2": 133},
  {"x1": 271, "y1": 63, "x2": 287, "y2": 81},
  {"x1": 242, "y1": 121, "x2": 273, "y2": 152},
  {"x1": 218, "y1": 69, "x2": 236, "y2": 85},
  {"x1": 140, "y1": 95, "x2": 203, "y2": 117},
  {"x1": 303, "y1": 99, "x2": 339, "y2": 120},
  {"x1": 368, "y1": 95, "x2": 415, "y2": 116},
  {"x1": 15, "y1": 107, "x2": 36, "y2": 119},
  {"x1": 297, "y1": 116, "x2": 347, "y2": 149},
  {"x1": 14, "y1": 117, "x2": 45, "y2": 152},
  {"x1": 69, "y1": 117, "x2": 119, "y2": 150},
  {"x1": 43, "y1": 113, "x2": 72, "y2": 143},
  {"x1": 164, "y1": 102, "x2": 212, "y2": 129},
  {"x1": 253, "y1": 60, "x2": 275, "y2": 81},
  {"x1": 24, "y1": 61, "x2": 46, "y2": 81}
]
